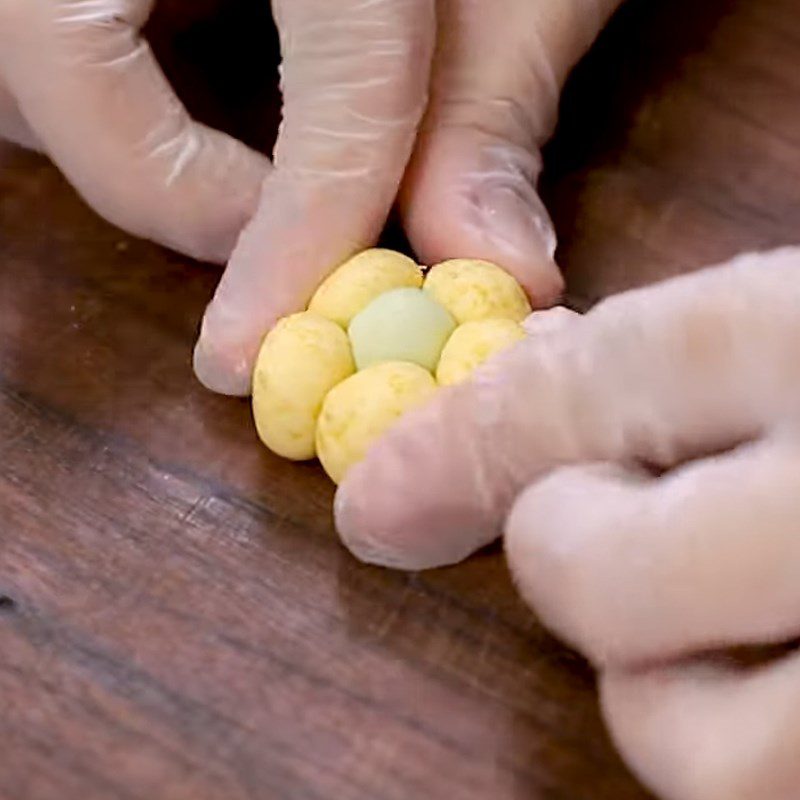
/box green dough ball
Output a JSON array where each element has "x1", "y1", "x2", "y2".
[{"x1": 348, "y1": 288, "x2": 456, "y2": 372}]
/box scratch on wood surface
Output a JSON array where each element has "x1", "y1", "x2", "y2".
[
  {"x1": 177, "y1": 495, "x2": 211, "y2": 527},
  {"x1": 372, "y1": 581, "x2": 413, "y2": 641}
]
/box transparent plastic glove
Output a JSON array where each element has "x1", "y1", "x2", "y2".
[
  {"x1": 0, "y1": 1, "x2": 270, "y2": 262},
  {"x1": 337, "y1": 245, "x2": 800, "y2": 799},
  {"x1": 501, "y1": 260, "x2": 800, "y2": 800},
  {"x1": 400, "y1": 0, "x2": 623, "y2": 304},
  {"x1": 194, "y1": 0, "x2": 622, "y2": 396},
  {"x1": 511, "y1": 442, "x2": 800, "y2": 800},
  {"x1": 335, "y1": 247, "x2": 800, "y2": 568},
  {"x1": 193, "y1": 0, "x2": 436, "y2": 394}
]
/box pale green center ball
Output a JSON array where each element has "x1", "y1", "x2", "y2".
[{"x1": 348, "y1": 288, "x2": 457, "y2": 372}]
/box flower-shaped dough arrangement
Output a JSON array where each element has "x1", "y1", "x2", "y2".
[{"x1": 252, "y1": 249, "x2": 531, "y2": 484}]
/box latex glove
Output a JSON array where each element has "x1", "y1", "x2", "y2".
[
  {"x1": 0, "y1": 1, "x2": 270, "y2": 263},
  {"x1": 194, "y1": 0, "x2": 622, "y2": 395},
  {"x1": 336, "y1": 246, "x2": 800, "y2": 799}
]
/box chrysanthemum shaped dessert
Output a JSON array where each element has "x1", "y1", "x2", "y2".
[{"x1": 252, "y1": 249, "x2": 530, "y2": 484}]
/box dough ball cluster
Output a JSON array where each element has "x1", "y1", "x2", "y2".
[{"x1": 252, "y1": 249, "x2": 531, "y2": 484}]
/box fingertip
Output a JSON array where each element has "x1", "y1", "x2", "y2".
[
  {"x1": 192, "y1": 300, "x2": 260, "y2": 397},
  {"x1": 335, "y1": 455, "x2": 496, "y2": 572},
  {"x1": 465, "y1": 181, "x2": 564, "y2": 306},
  {"x1": 192, "y1": 336, "x2": 253, "y2": 397},
  {"x1": 408, "y1": 205, "x2": 564, "y2": 309},
  {"x1": 334, "y1": 391, "x2": 502, "y2": 570},
  {"x1": 402, "y1": 132, "x2": 563, "y2": 307},
  {"x1": 334, "y1": 478, "x2": 447, "y2": 571}
]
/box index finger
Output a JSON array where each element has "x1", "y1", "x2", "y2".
[
  {"x1": 335, "y1": 247, "x2": 800, "y2": 569},
  {"x1": 0, "y1": 0, "x2": 268, "y2": 262},
  {"x1": 193, "y1": 0, "x2": 436, "y2": 395}
]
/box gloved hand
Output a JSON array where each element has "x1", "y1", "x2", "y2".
[
  {"x1": 194, "y1": 0, "x2": 623, "y2": 395},
  {"x1": 335, "y1": 246, "x2": 800, "y2": 799},
  {"x1": 0, "y1": 0, "x2": 270, "y2": 263}
]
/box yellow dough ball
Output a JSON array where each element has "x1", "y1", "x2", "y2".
[
  {"x1": 437, "y1": 318, "x2": 526, "y2": 386},
  {"x1": 308, "y1": 249, "x2": 423, "y2": 328},
  {"x1": 348, "y1": 288, "x2": 456, "y2": 372},
  {"x1": 316, "y1": 362, "x2": 437, "y2": 484},
  {"x1": 252, "y1": 312, "x2": 355, "y2": 461},
  {"x1": 424, "y1": 259, "x2": 532, "y2": 323}
]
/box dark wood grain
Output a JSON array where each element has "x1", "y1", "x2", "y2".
[
  {"x1": 550, "y1": 0, "x2": 800, "y2": 302},
  {"x1": 2, "y1": 0, "x2": 798, "y2": 797}
]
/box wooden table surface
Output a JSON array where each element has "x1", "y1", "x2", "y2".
[{"x1": 2, "y1": 1, "x2": 798, "y2": 798}]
